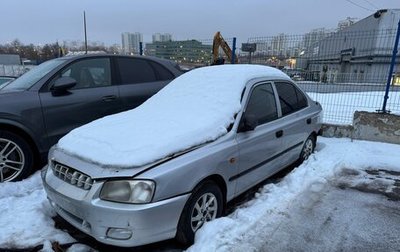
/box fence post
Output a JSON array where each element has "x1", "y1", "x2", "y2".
[
  {"x1": 139, "y1": 42, "x2": 143, "y2": 56},
  {"x1": 381, "y1": 18, "x2": 400, "y2": 113},
  {"x1": 231, "y1": 37, "x2": 237, "y2": 64}
]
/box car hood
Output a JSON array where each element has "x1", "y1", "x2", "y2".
[{"x1": 50, "y1": 145, "x2": 201, "y2": 179}]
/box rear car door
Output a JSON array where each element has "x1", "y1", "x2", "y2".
[
  {"x1": 234, "y1": 82, "x2": 285, "y2": 195},
  {"x1": 39, "y1": 57, "x2": 122, "y2": 147},
  {"x1": 115, "y1": 57, "x2": 175, "y2": 111},
  {"x1": 273, "y1": 81, "x2": 310, "y2": 165}
]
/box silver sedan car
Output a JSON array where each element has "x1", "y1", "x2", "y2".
[{"x1": 42, "y1": 65, "x2": 322, "y2": 247}]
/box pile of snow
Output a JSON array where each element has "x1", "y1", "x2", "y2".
[
  {"x1": 0, "y1": 172, "x2": 74, "y2": 249},
  {"x1": 188, "y1": 137, "x2": 400, "y2": 251},
  {"x1": 57, "y1": 65, "x2": 290, "y2": 167}
]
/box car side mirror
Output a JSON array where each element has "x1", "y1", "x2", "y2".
[
  {"x1": 51, "y1": 76, "x2": 77, "y2": 95},
  {"x1": 241, "y1": 114, "x2": 258, "y2": 132}
]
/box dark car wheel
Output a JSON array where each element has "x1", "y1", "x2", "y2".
[
  {"x1": 0, "y1": 131, "x2": 34, "y2": 182},
  {"x1": 299, "y1": 135, "x2": 316, "y2": 162},
  {"x1": 176, "y1": 181, "x2": 223, "y2": 246}
]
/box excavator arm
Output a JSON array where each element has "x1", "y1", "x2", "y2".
[{"x1": 212, "y1": 31, "x2": 238, "y2": 65}]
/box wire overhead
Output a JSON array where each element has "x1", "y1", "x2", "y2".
[
  {"x1": 344, "y1": 0, "x2": 374, "y2": 12},
  {"x1": 360, "y1": 0, "x2": 379, "y2": 10}
]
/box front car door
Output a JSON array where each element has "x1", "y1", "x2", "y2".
[
  {"x1": 234, "y1": 82, "x2": 285, "y2": 195},
  {"x1": 39, "y1": 57, "x2": 122, "y2": 148}
]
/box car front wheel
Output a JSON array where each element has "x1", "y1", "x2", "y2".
[
  {"x1": 0, "y1": 131, "x2": 34, "y2": 182},
  {"x1": 176, "y1": 181, "x2": 223, "y2": 245}
]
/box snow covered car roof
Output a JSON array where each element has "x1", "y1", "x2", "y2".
[{"x1": 57, "y1": 64, "x2": 291, "y2": 167}]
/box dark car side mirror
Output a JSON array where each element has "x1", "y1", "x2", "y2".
[
  {"x1": 51, "y1": 77, "x2": 77, "y2": 96},
  {"x1": 240, "y1": 114, "x2": 258, "y2": 132}
]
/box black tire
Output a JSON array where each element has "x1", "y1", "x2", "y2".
[
  {"x1": 299, "y1": 134, "x2": 316, "y2": 162},
  {"x1": 0, "y1": 130, "x2": 35, "y2": 182},
  {"x1": 176, "y1": 181, "x2": 223, "y2": 246}
]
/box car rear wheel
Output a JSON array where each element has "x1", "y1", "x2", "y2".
[
  {"x1": 0, "y1": 131, "x2": 34, "y2": 182},
  {"x1": 176, "y1": 181, "x2": 223, "y2": 246},
  {"x1": 299, "y1": 135, "x2": 316, "y2": 162}
]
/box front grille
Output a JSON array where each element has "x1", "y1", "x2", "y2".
[{"x1": 51, "y1": 162, "x2": 93, "y2": 190}]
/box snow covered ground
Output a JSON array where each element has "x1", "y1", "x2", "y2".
[
  {"x1": 0, "y1": 171, "x2": 74, "y2": 250},
  {"x1": 0, "y1": 137, "x2": 399, "y2": 251},
  {"x1": 307, "y1": 91, "x2": 400, "y2": 125}
]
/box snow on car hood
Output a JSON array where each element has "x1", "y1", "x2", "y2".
[{"x1": 57, "y1": 65, "x2": 290, "y2": 167}]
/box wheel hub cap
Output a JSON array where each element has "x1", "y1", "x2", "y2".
[
  {"x1": 0, "y1": 138, "x2": 25, "y2": 182},
  {"x1": 303, "y1": 139, "x2": 313, "y2": 159},
  {"x1": 191, "y1": 192, "x2": 218, "y2": 232}
]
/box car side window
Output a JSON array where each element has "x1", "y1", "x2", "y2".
[
  {"x1": 117, "y1": 58, "x2": 157, "y2": 84},
  {"x1": 148, "y1": 61, "x2": 174, "y2": 80},
  {"x1": 55, "y1": 58, "x2": 111, "y2": 90},
  {"x1": 274, "y1": 82, "x2": 308, "y2": 116},
  {"x1": 245, "y1": 83, "x2": 278, "y2": 125}
]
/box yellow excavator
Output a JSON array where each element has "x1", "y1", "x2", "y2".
[{"x1": 212, "y1": 31, "x2": 238, "y2": 65}]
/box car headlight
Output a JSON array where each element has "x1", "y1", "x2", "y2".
[{"x1": 100, "y1": 180, "x2": 155, "y2": 204}]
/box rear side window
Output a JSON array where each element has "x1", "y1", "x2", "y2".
[
  {"x1": 117, "y1": 58, "x2": 157, "y2": 84},
  {"x1": 245, "y1": 83, "x2": 278, "y2": 125},
  {"x1": 274, "y1": 82, "x2": 307, "y2": 116},
  {"x1": 149, "y1": 61, "x2": 174, "y2": 80}
]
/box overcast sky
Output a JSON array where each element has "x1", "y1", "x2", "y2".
[{"x1": 0, "y1": 0, "x2": 399, "y2": 45}]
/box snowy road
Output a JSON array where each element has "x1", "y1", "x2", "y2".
[
  {"x1": 0, "y1": 137, "x2": 399, "y2": 252},
  {"x1": 256, "y1": 169, "x2": 400, "y2": 252}
]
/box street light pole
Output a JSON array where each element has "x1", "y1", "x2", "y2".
[{"x1": 84, "y1": 11, "x2": 88, "y2": 54}]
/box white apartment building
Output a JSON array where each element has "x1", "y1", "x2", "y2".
[
  {"x1": 152, "y1": 33, "x2": 172, "y2": 43},
  {"x1": 121, "y1": 32, "x2": 143, "y2": 55}
]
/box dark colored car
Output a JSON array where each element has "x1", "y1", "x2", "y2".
[{"x1": 0, "y1": 55, "x2": 182, "y2": 182}]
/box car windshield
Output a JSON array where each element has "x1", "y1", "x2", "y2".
[
  {"x1": 0, "y1": 77, "x2": 14, "y2": 85},
  {"x1": 0, "y1": 80, "x2": 12, "y2": 89},
  {"x1": 1, "y1": 59, "x2": 66, "y2": 91}
]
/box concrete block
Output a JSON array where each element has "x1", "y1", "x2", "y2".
[
  {"x1": 353, "y1": 111, "x2": 400, "y2": 144},
  {"x1": 321, "y1": 124, "x2": 354, "y2": 138}
]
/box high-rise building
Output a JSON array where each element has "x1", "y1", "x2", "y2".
[
  {"x1": 271, "y1": 33, "x2": 287, "y2": 56},
  {"x1": 152, "y1": 33, "x2": 173, "y2": 43},
  {"x1": 302, "y1": 28, "x2": 333, "y2": 55},
  {"x1": 121, "y1": 32, "x2": 143, "y2": 55}
]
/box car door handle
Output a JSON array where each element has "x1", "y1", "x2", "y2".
[
  {"x1": 275, "y1": 130, "x2": 283, "y2": 138},
  {"x1": 102, "y1": 95, "x2": 117, "y2": 102},
  {"x1": 306, "y1": 118, "x2": 312, "y2": 124}
]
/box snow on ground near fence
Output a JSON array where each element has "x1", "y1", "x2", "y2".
[
  {"x1": 0, "y1": 137, "x2": 399, "y2": 250},
  {"x1": 307, "y1": 91, "x2": 400, "y2": 125}
]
